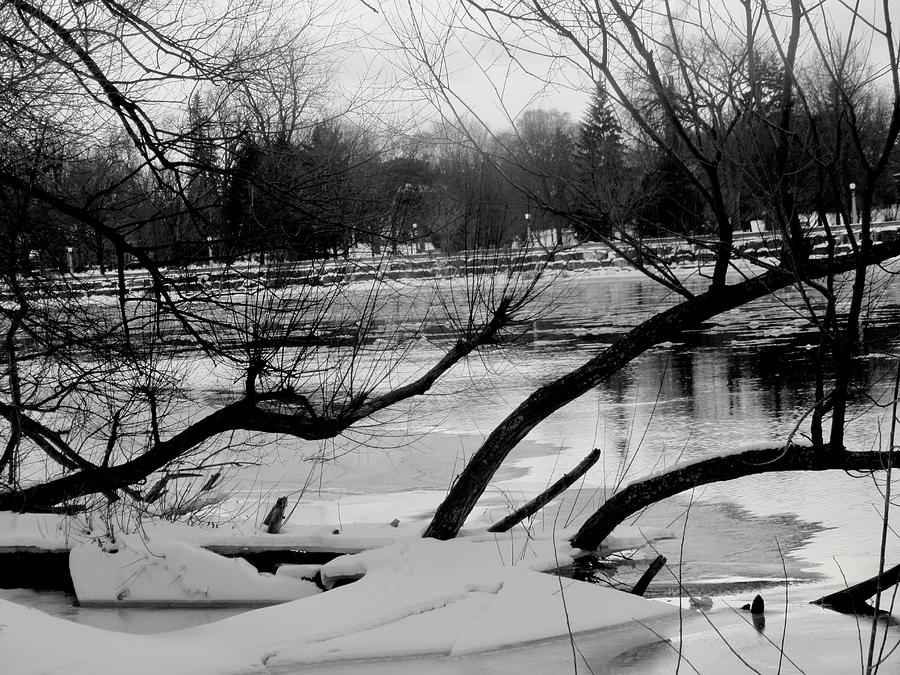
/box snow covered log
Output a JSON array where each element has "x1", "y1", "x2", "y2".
[{"x1": 69, "y1": 537, "x2": 321, "y2": 605}]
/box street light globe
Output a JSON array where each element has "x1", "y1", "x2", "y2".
[{"x1": 850, "y1": 182, "x2": 856, "y2": 190}]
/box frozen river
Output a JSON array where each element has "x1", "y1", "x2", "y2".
[
  {"x1": 243, "y1": 266, "x2": 900, "y2": 672},
  {"x1": 9, "y1": 265, "x2": 900, "y2": 672},
  {"x1": 251, "y1": 267, "x2": 900, "y2": 588}
]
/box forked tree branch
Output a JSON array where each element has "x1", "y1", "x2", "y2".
[{"x1": 0, "y1": 297, "x2": 519, "y2": 510}]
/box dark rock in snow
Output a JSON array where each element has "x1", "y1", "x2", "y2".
[{"x1": 741, "y1": 594, "x2": 765, "y2": 614}]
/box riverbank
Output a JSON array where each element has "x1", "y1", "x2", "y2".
[
  {"x1": 2, "y1": 492, "x2": 896, "y2": 674},
  {"x1": 0, "y1": 239, "x2": 780, "y2": 303},
  {"x1": 1, "y1": 514, "x2": 685, "y2": 674},
  {"x1": 3, "y1": 433, "x2": 898, "y2": 674}
]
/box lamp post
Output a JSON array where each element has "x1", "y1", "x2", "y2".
[
  {"x1": 849, "y1": 182, "x2": 858, "y2": 226},
  {"x1": 66, "y1": 246, "x2": 73, "y2": 274},
  {"x1": 412, "y1": 222, "x2": 418, "y2": 254},
  {"x1": 207, "y1": 236, "x2": 213, "y2": 265},
  {"x1": 525, "y1": 212, "x2": 532, "y2": 246}
]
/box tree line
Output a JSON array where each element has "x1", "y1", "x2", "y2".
[{"x1": 11, "y1": 41, "x2": 900, "y2": 279}]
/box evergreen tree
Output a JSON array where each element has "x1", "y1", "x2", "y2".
[
  {"x1": 220, "y1": 122, "x2": 357, "y2": 261},
  {"x1": 185, "y1": 94, "x2": 219, "y2": 190},
  {"x1": 221, "y1": 136, "x2": 263, "y2": 258},
  {"x1": 631, "y1": 77, "x2": 706, "y2": 237},
  {"x1": 572, "y1": 81, "x2": 627, "y2": 240},
  {"x1": 178, "y1": 94, "x2": 221, "y2": 261},
  {"x1": 579, "y1": 82, "x2": 623, "y2": 168}
]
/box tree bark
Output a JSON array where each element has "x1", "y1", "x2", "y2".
[
  {"x1": 424, "y1": 241, "x2": 900, "y2": 541},
  {"x1": 570, "y1": 444, "x2": 893, "y2": 551},
  {"x1": 487, "y1": 448, "x2": 601, "y2": 533}
]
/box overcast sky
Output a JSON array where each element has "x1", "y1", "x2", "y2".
[
  {"x1": 327, "y1": 0, "x2": 897, "y2": 135},
  {"x1": 326, "y1": 0, "x2": 592, "y2": 133}
]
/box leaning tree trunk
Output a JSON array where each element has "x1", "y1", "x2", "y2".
[
  {"x1": 423, "y1": 242, "x2": 900, "y2": 540},
  {"x1": 569, "y1": 443, "x2": 892, "y2": 551}
]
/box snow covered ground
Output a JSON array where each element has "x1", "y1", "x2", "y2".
[
  {"x1": 2, "y1": 517, "x2": 682, "y2": 674},
  {"x1": 69, "y1": 537, "x2": 321, "y2": 606},
  {"x1": 5, "y1": 513, "x2": 898, "y2": 674}
]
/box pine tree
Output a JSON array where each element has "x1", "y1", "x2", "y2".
[
  {"x1": 578, "y1": 82, "x2": 623, "y2": 168},
  {"x1": 185, "y1": 94, "x2": 219, "y2": 194},
  {"x1": 221, "y1": 136, "x2": 262, "y2": 258},
  {"x1": 176, "y1": 93, "x2": 221, "y2": 261},
  {"x1": 573, "y1": 81, "x2": 626, "y2": 240}
]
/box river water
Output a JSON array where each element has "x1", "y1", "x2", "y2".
[
  {"x1": 273, "y1": 266, "x2": 900, "y2": 584},
  {"x1": 262, "y1": 265, "x2": 900, "y2": 672},
  {"x1": 9, "y1": 265, "x2": 900, "y2": 671}
]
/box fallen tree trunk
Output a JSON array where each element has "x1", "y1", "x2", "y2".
[
  {"x1": 631, "y1": 554, "x2": 666, "y2": 596},
  {"x1": 813, "y1": 563, "x2": 900, "y2": 615},
  {"x1": 487, "y1": 448, "x2": 601, "y2": 533},
  {"x1": 569, "y1": 444, "x2": 893, "y2": 551}
]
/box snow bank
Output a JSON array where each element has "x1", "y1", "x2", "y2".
[
  {"x1": 5, "y1": 528, "x2": 679, "y2": 674},
  {"x1": 450, "y1": 572, "x2": 676, "y2": 654},
  {"x1": 0, "y1": 511, "x2": 76, "y2": 549},
  {"x1": 216, "y1": 533, "x2": 679, "y2": 669},
  {"x1": 70, "y1": 536, "x2": 320, "y2": 606}
]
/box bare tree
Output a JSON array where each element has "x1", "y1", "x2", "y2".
[
  {"x1": 4, "y1": 0, "x2": 900, "y2": 565},
  {"x1": 0, "y1": 0, "x2": 555, "y2": 514},
  {"x1": 387, "y1": 0, "x2": 900, "y2": 541}
]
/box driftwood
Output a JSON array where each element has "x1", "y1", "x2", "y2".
[
  {"x1": 200, "y1": 471, "x2": 221, "y2": 492},
  {"x1": 813, "y1": 563, "x2": 900, "y2": 616},
  {"x1": 488, "y1": 448, "x2": 601, "y2": 533},
  {"x1": 631, "y1": 554, "x2": 666, "y2": 596},
  {"x1": 263, "y1": 496, "x2": 289, "y2": 534},
  {"x1": 143, "y1": 477, "x2": 168, "y2": 503}
]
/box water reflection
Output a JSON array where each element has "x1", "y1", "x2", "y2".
[
  {"x1": 517, "y1": 269, "x2": 900, "y2": 456},
  {"x1": 405, "y1": 270, "x2": 900, "y2": 593}
]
